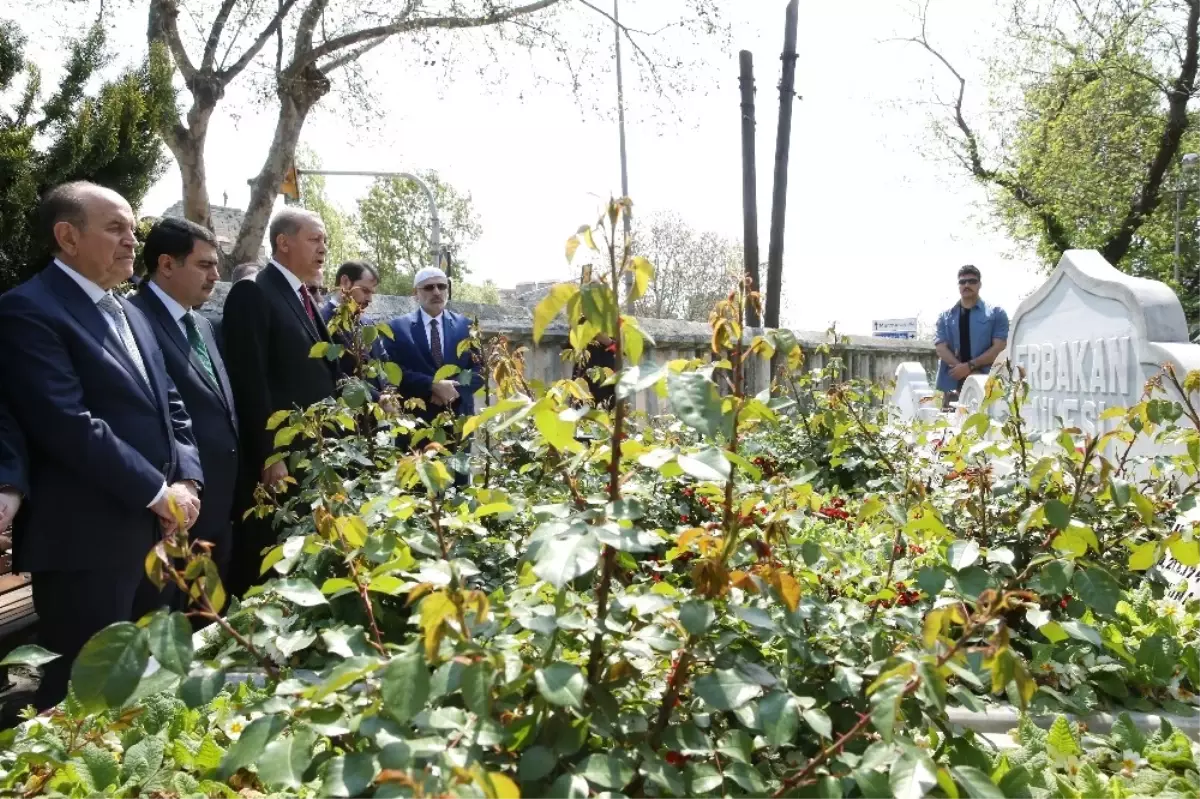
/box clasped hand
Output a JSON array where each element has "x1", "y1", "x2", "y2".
[
  {"x1": 152, "y1": 482, "x2": 200, "y2": 533},
  {"x1": 949, "y1": 362, "x2": 973, "y2": 381},
  {"x1": 431, "y1": 380, "x2": 459, "y2": 407}
]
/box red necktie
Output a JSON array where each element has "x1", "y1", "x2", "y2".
[{"x1": 298, "y1": 285, "x2": 317, "y2": 321}]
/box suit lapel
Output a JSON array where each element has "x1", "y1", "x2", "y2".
[
  {"x1": 197, "y1": 315, "x2": 237, "y2": 421},
  {"x1": 411, "y1": 313, "x2": 436, "y2": 369},
  {"x1": 42, "y1": 266, "x2": 154, "y2": 405},
  {"x1": 264, "y1": 265, "x2": 321, "y2": 344}
]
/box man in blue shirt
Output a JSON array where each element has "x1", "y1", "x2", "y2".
[{"x1": 934, "y1": 265, "x2": 1009, "y2": 400}]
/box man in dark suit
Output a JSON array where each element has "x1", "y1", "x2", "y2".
[
  {"x1": 222, "y1": 207, "x2": 340, "y2": 597},
  {"x1": 383, "y1": 267, "x2": 482, "y2": 485},
  {"x1": 129, "y1": 218, "x2": 239, "y2": 587},
  {"x1": 321, "y1": 260, "x2": 383, "y2": 378},
  {"x1": 0, "y1": 401, "x2": 27, "y2": 533},
  {"x1": 0, "y1": 182, "x2": 203, "y2": 709}
]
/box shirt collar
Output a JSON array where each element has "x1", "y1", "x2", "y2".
[
  {"x1": 54, "y1": 258, "x2": 108, "y2": 304},
  {"x1": 271, "y1": 260, "x2": 304, "y2": 293},
  {"x1": 419, "y1": 307, "x2": 443, "y2": 326},
  {"x1": 147, "y1": 280, "x2": 190, "y2": 324},
  {"x1": 957, "y1": 298, "x2": 988, "y2": 314}
]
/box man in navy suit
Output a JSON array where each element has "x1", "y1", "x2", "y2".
[
  {"x1": 0, "y1": 182, "x2": 203, "y2": 709},
  {"x1": 129, "y1": 218, "x2": 239, "y2": 588},
  {"x1": 0, "y1": 401, "x2": 27, "y2": 533},
  {"x1": 383, "y1": 267, "x2": 482, "y2": 483}
]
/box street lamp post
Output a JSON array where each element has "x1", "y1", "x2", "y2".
[{"x1": 1175, "y1": 154, "x2": 1199, "y2": 284}]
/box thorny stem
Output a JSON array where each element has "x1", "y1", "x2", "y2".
[
  {"x1": 331, "y1": 517, "x2": 387, "y2": 656},
  {"x1": 649, "y1": 642, "x2": 695, "y2": 747},
  {"x1": 840, "y1": 391, "x2": 898, "y2": 476},
  {"x1": 588, "y1": 208, "x2": 627, "y2": 686},
  {"x1": 772, "y1": 598, "x2": 999, "y2": 798},
  {"x1": 430, "y1": 491, "x2": 472, "y2": 645}
]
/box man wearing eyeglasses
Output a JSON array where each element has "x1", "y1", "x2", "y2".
[
  {"x1": 933, "y1": 265, "x2": 1009, "y2": 403},
  {"x1": 384, "y1": 267, "x2": 483, "y2": 426}
]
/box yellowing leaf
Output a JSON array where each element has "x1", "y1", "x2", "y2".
[
  {"x1": 923, "y1": 607, "x2": 948, "y2": 649},
  {"x1": 581, "y1": 227, "x2": 597, "y2": 253},
  {"x1": 1051, "y1": 532, "x2": 1087, "y2": 558},
  {"x1": 534, "y1": 408, "x2": 582, "y2": 453},
  {"x1": 623, "y1": 320, "x2": 644, "y2": 365},
  {"x1": 474, "y1": 769, "x2": 520, "y2": 799},
  {"x1": 266, "y1": 410, "x2": 290, "y2": 430},
  {"x1": 1169, "y1": 537, "x2": 1200, "y2": 566},
  {"x1": 335, "y1": 516, "x2": 368, "y2": 548},
  {"x1": 532, "y1": 283, "x2": 579, "y2": 344},
  {"x1": 434, "y1": 364, "x2": 461, "y2": 382},
  {"x1": 309, "y1": 342, "x2": 330, "y2": 359},
  {"x1": 1127, "y1": 541, "x2": 1159, "y2": 571},
  {"x1": 630, "y1": 256, "x2": 654, "y2": 300},
  {"x1": 770, "y1": 571, "x2": 801, "y2": 612},
  {"x1": 565, "y1": 235, "x2": 580, "y2": 263}
]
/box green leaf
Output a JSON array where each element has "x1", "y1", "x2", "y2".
[
  {"x1": 147, "y1": 611, "x2": 193, "y2": 676},
  {"x1": 381, "y1": 650, "x2": 430, "y2": 723},
  {"x1": 535, "y1": 407, "x2": 582, "y2": 453},
  {"x1": 642, "y1": 757, "x2": 686, "y2": 796},
  {"x1": 0, "y1": 644, "x2": 58, "y2": 668},
  {"x1": 520, "y1": 745, "x2": 557, "y2": 782},
  {"x1": 1071, "y1": 568, "x2": 1120, "y2": 616},
  {"x1": 321, "y1": 753, "x2": 380, "y2": 798},
  {"x1": 890, "y1": 750, "x2": 937, "y2": 799},
  {"x1": 179, "y1": 666, "x2": 225, "y2": 709},
  {"x1": 870, "y1": 676, "x2": 907, "y2": 742},
  {"x1": 803, "y1": 707, "x2": 833, "y2": 739},
  {"x1": 120, "y1": 735, "x2": 164, "y2": 787},
  {"x1": 194, "y1": 735, "x2": 225, "y2": 772},
  {"x1": 1170, "y1": 537, "x2": 1200, "y2": 566},
  {"x1": 951, "y1": 766, "x2": 1004, "y2": 799},
  {"x1": 535, "y1": 662, "x2": 587, "y2": 708},
  {"x1": 1046, "y1": 716, "x2": 1080, "y2": 759},
  {"x1": 577, "y1": 753, "x2": 634, "y2": 790},
  {"x1": 679, "y1": 600, "x2": 716, "y2": 636},
  {"x1": 382, "y1": 361, "x2": 402, "y2": 386},
  {"x1": 274, "y1": 577, "x2": 328, "y2": 607},
  {"x1": 461, "y1": 660, "x2": 492, "y2": 716},
  {"x1": 257, "y1": 725, "x2": 318, "y2": 790},
  {"x1": 1044, "y1": 500, "x2": 1070, "y2": 530},
  {"x1": 1059, "y1": 619, "x2": 1102, "y2": 648},
  {"x1": 668, "y1": 371, "x2": 729, "y2": 440},
  {"x1": 220, "y1": 715, "x2": 286, "y2": 778},
  {"x1": 759, "y1": 691, "x2": 800, "y2": 746},
  {"x1": 1109, "y1": 477, "x2": 1131, "y2": 507},
  {"x1": 1134, "y1": 633, "x2": 1177, "y2": 682},
  {"x1": 70, "y1": 622, "x2": 149, "y2": 712},
  {"x1": 548, "y1": 773, "x2": 591, "y2": 798},
  {"x1": 78, "y1": 744, "x2": 119, "y2": 793},
  {"x1": 947, "y1": 539, "x2": 980, "y2": 571},
  {"x1": 532, "y1": 525, "x2": 601, "y2": 590},
  {"x1": 533, "y1": 283, "x2": 578, "y2": 343},
  {"x1": 1110, "y1": 713, "x2": 1146, "y2": 755},
  {"x1": 677, "y1": 446, "x2": 732, "y2": 483},
  {"x1": 694, "y1": 668, "x2": 761, "y2": 711}
]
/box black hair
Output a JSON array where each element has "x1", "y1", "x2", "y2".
[
  {"x1": 335, "y1": 260, "x2": 379, "y2": 285},
  {"x1": 958, "y1": 264, "x2": 981, "y2": 279},
  {"x1": 143, "y1": 216, "x2": 218, "y2": 273}
]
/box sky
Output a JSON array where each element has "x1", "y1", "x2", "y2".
[{"x1": 8, "y1": 0, "x2": 1047, "y2": 335}]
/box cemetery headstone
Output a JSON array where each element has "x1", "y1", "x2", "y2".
[
  {"x1": 1001, "y1": 249, "x2": 1200, "y2": 436},
  {"x1": 891, "y1": 362, "x2": 936, "y2": 422}
]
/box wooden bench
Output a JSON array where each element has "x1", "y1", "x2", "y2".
[{"x1": 0, "y1": 538, "x2": 37, "y2": 686}]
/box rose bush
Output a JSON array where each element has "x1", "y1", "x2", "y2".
[{"x1": 0, "y1": 199, "x2": 1196, "y2": 798}]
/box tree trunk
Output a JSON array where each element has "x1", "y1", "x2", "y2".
[
  {"x1": 231, "y1": 65, "x2": 330, "y2": 265},
  {"x1": 164, "y1": 122, "x2": 213, "y2": 231}
]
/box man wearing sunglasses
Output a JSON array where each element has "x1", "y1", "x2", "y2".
[
  {"x1": 933, "y1": 265, "x2": 1009, "y2": 403},
  {"x1": 383, "y1": 266, "x2": 483, "y2": 431}
]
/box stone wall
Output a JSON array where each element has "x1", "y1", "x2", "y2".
[{"x1": 202, "y1": 283, "x2": 937, "y2": 413}]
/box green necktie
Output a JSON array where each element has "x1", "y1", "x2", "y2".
[{"x1": 183, "y1": 312, "x2": 217, "y2": 383}]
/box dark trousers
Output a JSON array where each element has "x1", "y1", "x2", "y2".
[
  {"x1": 227, "y1": 514, "x2": 274, "y2": 601},
  {"x1": 32, "y1": 567, "x2": 173, "y2": 710}
]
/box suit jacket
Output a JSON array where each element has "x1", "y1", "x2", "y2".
[
  {"x1": 382, "y1": 309, "x2": 482, "y2": 422},
  {"x1": 222, "y1": 265, "x2": 339, "y2": 485},
  {"x1": 0, "y1": 263, "x2": 203, "y2": 572},
  {"x1": 129, "y1": 285, "x2": 239, "y2": 556},
  {"x1": 0, "y1": 400, "x2": 28, "y2": 497}
]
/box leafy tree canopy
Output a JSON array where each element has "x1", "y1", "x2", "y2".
[{"x1": 0, "y1": 22, "x2": 173, "y2": 292}]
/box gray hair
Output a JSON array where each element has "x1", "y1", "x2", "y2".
[
  {"x1": 230, "y1": 262, "x2": 261, "y2": 281},
  {"x1": 268, "y1": 207, "x2": 322, "y2": 253}
]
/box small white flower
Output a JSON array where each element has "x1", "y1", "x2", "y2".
[
  {"x1": 1052, "y1": 753, "x2": 1081, "y2": 776},
  {"x1": 1119, "y1": 749, "x2": 1144, "y2": 774},
  {"x1": 221, "y1": 715, "x2": 249, "y2": 741},
  {"x1": 1167, "y1": 675, "x2": 1197, "y2": 704},
  {"x1": 1156, "y1": 598, "x2": 1186, "y2": 621}
]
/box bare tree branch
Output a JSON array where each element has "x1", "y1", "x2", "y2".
[
  {"x1": 220, "y1": 0, "x2": 302, "y2": 81},
  {"x1": 201, "y1": 0, "x2": 239, "y2": 72}
]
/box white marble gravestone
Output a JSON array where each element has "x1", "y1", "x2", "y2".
[
  {"x1": 891, "y1": 362, "x2": 937, "y2": 422},
  {"x1": 1002, "y1": 250, "x2": 1200, "y2": 436}
]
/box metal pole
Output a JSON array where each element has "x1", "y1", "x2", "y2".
[
  {"x1": 1176, "y1": 185, "x2": 1183, "y2": 285},
  {"x1": 615, "y1": 0, "x2": 634, "y2": 312},
  {"x1": 764, "y1": 0, "x2": 799, "y2": 329},
  {"x1": 739, "y1": 50, "x2": 761, "y2": 328},
  {"x1": 297, "y1": 169, "x2": 442, "y2": 271}
]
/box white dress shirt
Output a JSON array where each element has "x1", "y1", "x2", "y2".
[
  {"x1": 418, "y1": 308, "x2": 446, "y2": 363},
  {"x1": 54, "y1": 259, "x2": 168, "y2": 508},
  {"x1": 271, "y1": 260, "x2": 307, "y2": 305},
  {"x1": 147, "y1": 281, "x2": 190, "y2": 336}
]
